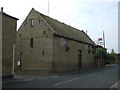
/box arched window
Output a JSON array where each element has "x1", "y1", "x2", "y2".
[{"x1": 31, "y1": 18, "x2": 34, "y2": 27}]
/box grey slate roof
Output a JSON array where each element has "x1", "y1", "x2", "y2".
[{"x1": 36, "y1": 11, "x2": 95, "y2": 45}]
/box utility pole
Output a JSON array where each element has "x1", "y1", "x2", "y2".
[
  {"x1": 103, "y1": 31, "x2": 105, "y2": 48},
  {"x1": 48, "y1": 0, "x2": 49, "y2": 16},
  {"x1": 103, "y1": 31, "x2": 106, "y2": 65}
]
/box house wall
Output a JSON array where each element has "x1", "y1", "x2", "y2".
[
  {"x1": 15, "y1": 9, "x2": 54, "y2": 74},
  {"x1": 53, "y1": 36, "x2": 96, "y2": 73},
  {"x1": 2, "y1": 14, "x2": 17, "y2": 76},
  {"x1": 15, "y1": 8, "x2": 97, "y2": 74}
]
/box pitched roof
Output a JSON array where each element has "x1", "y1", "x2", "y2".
[
  {"x1": 36, "y1": 10, "x2": 95, "y2": 45},
  {"x1": 0, "y1": 11, "x2": 19, "y2": 20}
]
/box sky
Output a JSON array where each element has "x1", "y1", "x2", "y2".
[{"x1": 0, "y1": 0, "x2": 119, "y2": 53}]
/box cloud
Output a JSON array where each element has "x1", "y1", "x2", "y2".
[{"x1": 0, "y1": 0, "x2": 118, "y2": 53}]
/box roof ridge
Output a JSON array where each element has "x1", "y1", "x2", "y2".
[{"x1": 36, "y1": 11, "x2": 82, "y2": 32}]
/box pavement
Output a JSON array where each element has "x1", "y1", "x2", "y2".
[
  {"x1": 2, "y1": 74, "x2": 51, "y2": 84},
  {"x1": 2, "y1": 64, "x2": 119, "y2": 88},
  {"x1": 2, "y1": 64, "x2": 110, "y2": 84}
]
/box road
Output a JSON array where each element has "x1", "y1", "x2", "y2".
[{"x1": 2, "y1": 64, "x2": 119, "y2": 88}]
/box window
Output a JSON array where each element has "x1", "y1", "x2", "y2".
[
  {"x1": 64, "y1": 39, "x2": 68, "y2": 46},
  {"x1": 30, "y1": 38, "x2": 33, "y2": 48},
  {"x1": 88, "y1": 46, "x2": 91, "y2": 53},
  {"x1": 17, "y1": 61, "x2": 21, "y2": 66},
  {"x1": 31, "y1": 18, "x2": 34, "y2": 27},
  {"x1": 64, "y1": 39, "x2": 70, "y2": 51}
]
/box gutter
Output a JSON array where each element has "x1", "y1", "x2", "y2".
[{"x1": 54, "y1": 33, "x2": 95, "y2": 46}]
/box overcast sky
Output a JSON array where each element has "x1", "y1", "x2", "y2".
[{"x1": 0, "y1": 0, "x2": 119, "y2": 53}]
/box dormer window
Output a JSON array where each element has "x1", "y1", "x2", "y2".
[{"x1": 31, "y1": 18, "x2": 34, "y2": 27}]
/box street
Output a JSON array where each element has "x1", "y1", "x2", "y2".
[{"x1": 2, "y1": 64, "x2": 119, "y2": 88}]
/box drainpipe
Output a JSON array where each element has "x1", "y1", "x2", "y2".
[{"x1": 52, "y1": 35, "x2": 55, "y2": 73}]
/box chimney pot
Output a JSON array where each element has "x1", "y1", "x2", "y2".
[{"x1": 1, "y1": 7, "x2": 3, "y2": 12}]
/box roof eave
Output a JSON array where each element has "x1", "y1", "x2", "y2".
[{"x1": 0, "y1": 11, "x2": 19, "y2": 20}]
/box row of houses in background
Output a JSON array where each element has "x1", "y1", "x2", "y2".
[{"x1": 1, "y1": 7, "x2": 111, "y2": 77}]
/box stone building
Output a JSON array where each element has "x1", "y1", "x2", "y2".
[
  {"x1": 15, "y1": 8, "x2": 98, "y2": 74},
  {"x1": 0, "y1": 7, "x2": 18, "y2": 77}
]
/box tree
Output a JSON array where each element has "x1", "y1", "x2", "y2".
[
  {"x1": 105, "y1": 49, "x2": 116, "y2": 64},
  {"x1": 95, "y1": 48, "x2": 107, "y2": 65},
  {"x1": 95, "y1": 48, "x2": 107, "y2": 59},
  {"x1": 109, "y1": 49, "x2": 116, "y2": 62}
]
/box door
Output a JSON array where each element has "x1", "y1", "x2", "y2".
[{"x1": 78, "y1": 50, "x2": 82, "y2": 69}]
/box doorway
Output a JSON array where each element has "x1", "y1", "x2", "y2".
[{"x1": 78, "y1": 50, "x2": 82, "y2": 69}]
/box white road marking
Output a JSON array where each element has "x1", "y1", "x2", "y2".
[
  {"x1": 87, "y1": 72, "x2": 102, "y2": 77},
  {"x1": 104, "y1": 69, "x2": 116, "y2": 72},
  {"x1": 54, "y1": 77, "x2": 80, "y2": 86},
  {"x1": 110, "y1": 81, "x2": 120, "y2": 88},
  {"x1": 25, "y1": 79, "x2": 34, "y2": 81},
  {"x1": 51, "y1": 75, "x2": 59, "y2": 78},
  {"x1": 88, "y1": 73, "x2": 97, "y2": 77}
]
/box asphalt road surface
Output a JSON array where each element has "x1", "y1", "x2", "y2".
[{"x1": 2, "y1": 64, "x2": 119, "y2": 88}]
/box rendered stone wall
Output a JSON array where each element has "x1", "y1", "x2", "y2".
[
  {"x1": 2, "y1": 14, "x2": 17, "y2": 76},
  {"x1": 15, "y1": 9, "x2": 54, "y2": 74},
  {"x1": 53, "y1": 36, "x2": 96, "y2": 73}
]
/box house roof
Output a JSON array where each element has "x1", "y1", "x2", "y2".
[
  {"x1": 36, "y1": 10, "x2": 95, "y2": 45},
  {"x1": 0, "y1": 11, "x2": 19, "y2": 20},
  {"x1": 95, "y1": 45, "x2": 107, "y2": 50}
]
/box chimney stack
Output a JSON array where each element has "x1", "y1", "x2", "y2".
[{"x1": 1, "y1": 7, "x2": 3, "y2": 12}]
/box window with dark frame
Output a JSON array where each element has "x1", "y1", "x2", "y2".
[{"x1": 30, "y1": 38, "x2": 33, "y2": 48}]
